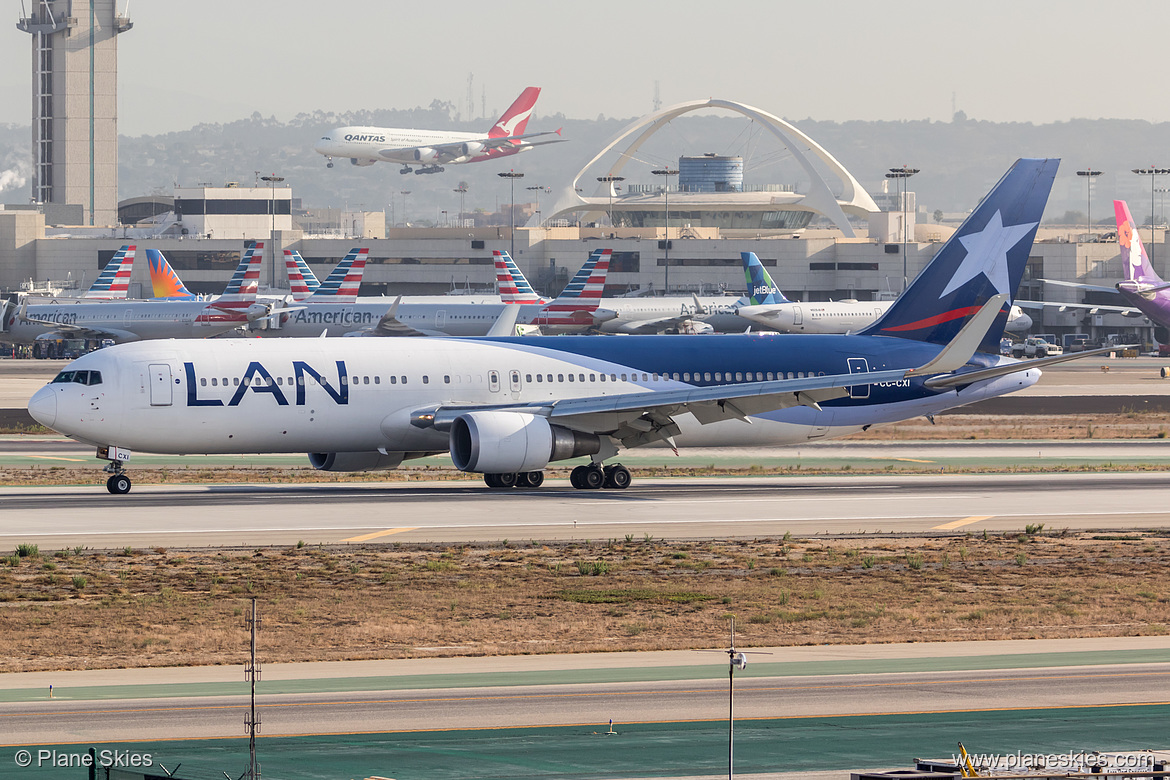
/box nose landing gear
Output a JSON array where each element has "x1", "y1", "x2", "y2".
[{"x1": 98, "y1": 445, "x2": 133, "y2": 494}]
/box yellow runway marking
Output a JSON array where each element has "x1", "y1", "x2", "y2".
[
  {"x1": 29, "y1": 455, "x2": 89, "y2": 463},
  {"x1": 933, "y1": 515, "x2": 994, "y2": 530},
  {"x1": 867, "y1": 456, "x2": 934, "y2": 463},
  {"x1": 342, "y1": 527, "x2": 416, "y2": 542}
]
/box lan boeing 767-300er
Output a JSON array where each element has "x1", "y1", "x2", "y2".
[{"x1": 30, "y1": 159, "x2": 1111, "y2": 495}]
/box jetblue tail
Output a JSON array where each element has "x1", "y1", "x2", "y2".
[
  {"x1": 494, "y1": 250, "x2": 548, "y2": 304},
  {"x1": 306, "y1": 248, "x2": 368, "y2": 303},
  {"x1": 84, "y1": 245, "x2": 135, "y2": 299},
  {"x1": 741, "y1": 252, "x2": 789, "y2": 305},
  {"x1": 146, "y1": 249, "x2": 196, "y2": 299},
  {"x1": 859, "y1": 158, "x2": 1058, "y2": 354},
  {"x1": 1114, "y1": 200, "x2": 1164, "y2": 286}
]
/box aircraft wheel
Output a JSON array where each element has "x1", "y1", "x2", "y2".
[
  {"x1": 604, "y1": 464, "x2": 632, "y2": 490},
  {"x1": 106, "y1": 474, "x2": 132, "y2": 494},
  {"x1": 517, "y1": 471, "x2": 544, "y2": 489},
  {"x1": 496, "y1": 472, "x2": 518, "y2": 488},
  {"x1": 581, "y1": 466, "x2": 605, "y2": 490},
  {"x1": 569, "y1": 465, "x2": 587, "y2": 489},
  {"x1": 326, "y1": 162, "x2": 333, "y2": 168}
]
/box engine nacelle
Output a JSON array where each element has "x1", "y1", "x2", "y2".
[
  {"x1": 308, "y1": 451, "x2": 405, "y2": 472},
  {"x1": 350, "y1": 157, "x2": 377, "y2": 167},
  {"x1": 449, "y1": 412, "x2": 600, "y2": 473},
  {"x1": 460, "y1": 141, "x2": 486, "y2": 157},
  {"x1": 414, "y1": 147, "x2": 439, "y2": 163}
]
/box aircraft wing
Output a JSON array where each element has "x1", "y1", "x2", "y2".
[
  {"x1": 1015, "y1": 299, "x2": 1145, "y2": 317},
  {"x1": 612, "y1": 314, "x2": 706, "y2": 334},
  {"x1": 378, "y1": 130, "x2": 565, "y2": 163},
  {"x1": 1038, "y1": 278, "x2": 1119, "y2": 294},
  {"x1": 415, "y1": 296, "x2": 1016, "y2": 448}
]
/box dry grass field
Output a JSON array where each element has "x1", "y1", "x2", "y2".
[{"x1": 1, "y1": 531, "x2": 1168, "y2": 673}]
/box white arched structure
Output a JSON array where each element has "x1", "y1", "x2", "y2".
[{"x1": 543, "y1": 98, "x2": 879, "y2": 237}]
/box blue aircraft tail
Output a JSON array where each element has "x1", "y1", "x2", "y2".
[
  {"x1": 858, "y1": 158, "x2": 1058, "y2": 354},
  {"x1": 558, "y1": 249, "x2": 608, "y2": 299},
  {"x1": 741, "y1": 252, "x2": 789, "y2": 305}
]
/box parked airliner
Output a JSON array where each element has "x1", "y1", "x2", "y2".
[
  {"x1": 735, "y1": 252, "x2": 1032, "y2": 334},
  {"x1": 32, "y1": 158, "x2": 1118, "y2": 495},
  {"x1": 313, "y1": 87, "x2": 564, "y2": 175},
  {"x1": 5, "y1": 245, "x2": 271, "y2": 343}
]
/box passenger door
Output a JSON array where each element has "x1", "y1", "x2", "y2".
[
  {"x1": 846, "y1": 357, "x2": 870, "y2": 399},
  {"x1": 148, "y1": 363, "x2": 173, "y2": 406}
]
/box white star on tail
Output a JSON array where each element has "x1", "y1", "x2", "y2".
[{"x1": 940, "y1": 210, "x2": 1038, "y2": 299}]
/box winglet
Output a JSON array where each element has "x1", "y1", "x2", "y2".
[
  {"x1": 905, "y1": 293, "x2": 1008, "y2": 377},
  {"x1": 486, "y1": 304, "x2": 522, "y2": 337}
]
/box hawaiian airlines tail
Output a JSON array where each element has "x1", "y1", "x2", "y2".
[
  {"x1": 741, "y1": 252, "x2": 789, "y2": 306},
  {"x1": 493, "y1": 250, "x2": 548, "y2": 304},
  {"x1": 146, "y1": 249, "x2": 197, "y2": 299},
  {"x1": 860, "y1": 158, "x2": 1058, "y2": 354},
  {"x1": 489, "y1": 87, "x2": 541, "y2": 140},
  {"x1": 305, "y1": 248, "x2": 368, "y2": 303},
  {"x1": 284, "y1": 250, "x2": 321, "y2": 300},
  {"x1": 1114, "y1": 200, "x2": 1167, "y2": 288},
  {"x1": 81, "y1": 245, "x2": 135, "y2": 299}
]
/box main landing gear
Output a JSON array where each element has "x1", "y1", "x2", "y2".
[
  {"x1": 481, "y1": 463, "x2": 632, "y2": 491},
  {"x1": 103, "y1": 461, "x2": 131, "y2": 494},
  {"x1": 399, "y1": 165, "x2": 412, "y2": 174}
]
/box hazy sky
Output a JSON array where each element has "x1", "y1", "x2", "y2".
[{"x1": 1, "y1": 0, "x2": 1168, "y2": 136}]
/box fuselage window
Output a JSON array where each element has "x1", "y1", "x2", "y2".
[
  {"x1": 621, "y1": 373, "x2": 628, "y2": 381},
  {"x1": 672, "y1": 373, "x2": 680, "y2": 381},
  {"x1": 201, "y1": 378, "x2": 208, "y2": 387},
  {"x1": 610, "y1": 374, "x2": 617, "y2": 381},
  {"x1": 589, "y1": 373, "x2": 596, "y2": 382},
  {"x1": 798, "y1": 372, "x2": 805, "y2": 378},
  {"x1": 363, "y1": 376, "x2": 370, "y2": 385},
  {"x1": 536, "y1": 374, "x2": 543, "y2": 382},
  {"x1": 390, "y1": 376, "x2": 397, "y2": 384},
  {"x1": 653, "y1": 373, "x2": 660, "y2": 381},
  {"x1": 756, "y1": 372, "x2": 763, "y2": 381},
  {"x1": 683, "y1": 372, "x2": 690, "y2": 381},
  {"x1": 547, "y1": 374, "x2": 553, "y2": 382},
  {"x1": 704, "y1": 372, "x2": 712, "y2": 382},
  {"x1": 422, "y1": 376, "x2": 429, "y2": 384},
  {"x1": 526, "y1": 374, "x2": 533, "y2": 383},
  {"x1": 714, "y1": 373, "x2": 722, "y2": 382},
  {"x1": 234, "y1": 378, "x2": 241, "y2": 386},
  {"x1": 641, "y1": 373, "x2": 648, "y2": 382},
  {"x1": 767, "y1": 372, "x2": 774, "y2": 380},
  {"x1": 579, "y1": 373, "x2": 585, "y2": 382},
  {"x1": 444, "y1": 375, "x2": 451, "y2": 384},
  {"x1": 599, "y1": 374, "x2": 606, "y2": 382},
  {"x1": 568, "y1": 374, "x2": 575, "y2": 382},
  {"x1": 341, "y1": 376, "x2": 349, "y2": 386},
  {"x1": 402, "y1": 376, "x2": 408, "y2": 384},
  {"x1": 211, "y1": 377, "x2": 218, "y2": 386},
  {"x1": 374, "y1": 376, "x2": 380, "y2": 385},
  {"x1": 558, "y1": 374, "x2": 564, "y2": 382},
  {"x1": 787, "y1": 372, "x2": 795, "y2": 379},
  {"x1": 297, "y1": 376, "x2": 305, "y2": 386}
]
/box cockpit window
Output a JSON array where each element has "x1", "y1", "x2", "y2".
[{"x1": 51, "y1": 370, "x2": 102, "y2": 386}]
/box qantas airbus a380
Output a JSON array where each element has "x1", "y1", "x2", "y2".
[
  {"x1": 30, "y1": 159, "x2": 1114, "y2": 495},
  {"x1": 313, "y1": 87, "x2": 564, "y2": 175}
]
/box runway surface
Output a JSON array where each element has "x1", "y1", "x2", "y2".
[
  {"x1": 2, "y1": 637, "x2": 1169, "y2": 780},
  {"x1": 2, "y1": 471, "x2": 1170, "y2": 548}
]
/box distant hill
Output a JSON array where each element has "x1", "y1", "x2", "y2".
[{"x1": 4, "y1": 108, "x2": 1170, "y2": 226}]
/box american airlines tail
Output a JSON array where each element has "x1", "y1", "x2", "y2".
[
  {"x1": 493, "y1": 250, "x2": 547, "y2": 304},
  {"x1": 488, "y1": 87, "x2": 541, "y2": 140},
  {"x1": 83, "y1": 245, "x2": 135, "y2": 299},
  {"x1": 305, "y1": 248, "x2": 368, "y2": 303},
  {"x1": 218, "y1": 243, "x2": 264, "y2": 302},
  {"x1": 146, "y1": 249, "x2": 197, "y2": 299},
  {"x1": 284, "y1": 250, "x2": 320, "y2": 300},
  {"x1": 531, "y1": 249, "x2": 611, "y2": 327}
]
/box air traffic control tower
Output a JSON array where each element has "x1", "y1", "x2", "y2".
[{"x1": 17, "y1": 0, "x2": 132, "y2": 226}]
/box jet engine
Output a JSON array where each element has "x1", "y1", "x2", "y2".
[
  {"x1": 349, "y1": 158, "x2": 377, "y2": 167},
  {"x1": 308, "y1": 451, "x2": 405, "y2": 472},
  {"x1": 414, "y1": 147, "x2": 439, "y2": 163},
  {"x1": 449, "y1": 411, "x2": 600, "y2": 473},
  {"x1": 460, "y1": 141, "x2": 486, "y2": 157}
]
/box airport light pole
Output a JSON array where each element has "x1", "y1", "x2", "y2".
[
  {"x1": 1076, "y1": 169, "x2": 1102, "y2": 241},
  {"x1": 499, "y1": 170, "x2": 524, "y2": 260},
  {"x1": 885, "y1": 166, "x2": 919, "y2": 293},
  {"x1": 597, "y1": 175, "x2": 625, "y2": 227},
  {"x1": 454, "y1": 183, "x2": 468, "y2": 227},
  {"x1": 1156, "y1": 187, "x2": 1170, "y2": 228},
  {"x1": 400, "y1": 190, "x2": 411, "y2": 227},
  {"x1": 526, "y1": 185, "x2": 548, "y2": 227},
  {"x1": 652, "y1": 167, "x2": 679, "y2": 294},
  {"x1": 260, "y1": 174, "x2": 284, "y2": 287},
  {"x1": 1132, "y1": 167, "x2": 1170, "y2": 266}
]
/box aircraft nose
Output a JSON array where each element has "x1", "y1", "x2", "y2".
[{"x1": 27, "y1": 385, "x2": 57, "y2": 429}]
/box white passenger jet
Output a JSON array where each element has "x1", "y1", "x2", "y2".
[
  {"x1": 30, "y1": 158, "x2": 1123, "y2": 495},
  {"x1": 313, "y1": 87, "x2": 564, "y2": 175}
]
